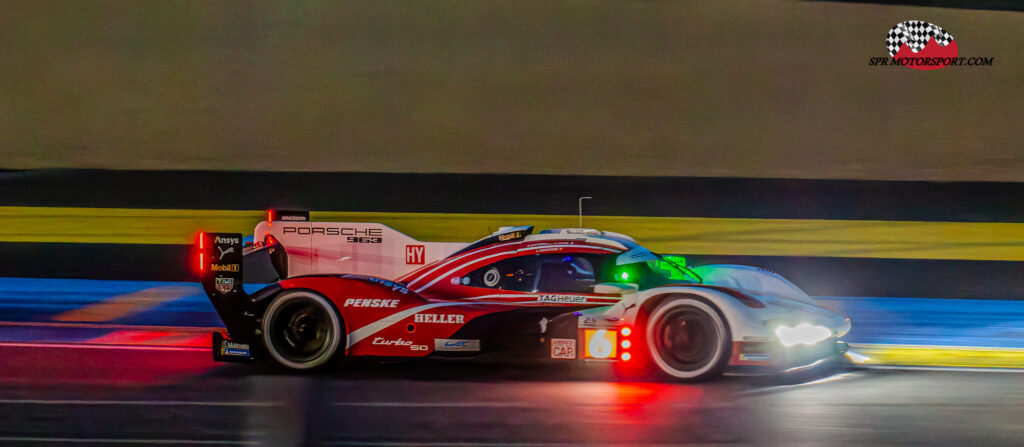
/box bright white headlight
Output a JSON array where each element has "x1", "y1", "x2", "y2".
[{"x1": 774, "y1": 323, "x2": 831, "y2": 347}]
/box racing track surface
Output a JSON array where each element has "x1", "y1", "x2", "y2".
[{"x1": 2, "y1": 343, "x2": 1023, "y2": 446}]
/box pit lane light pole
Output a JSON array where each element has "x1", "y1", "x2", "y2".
[{"x1": 579, "y1": 196, "x2": 592, "y2": 228}]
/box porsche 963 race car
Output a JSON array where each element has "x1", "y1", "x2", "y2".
[{"x1": 198, "y1": 210, "x2": 850, "y2": 381}]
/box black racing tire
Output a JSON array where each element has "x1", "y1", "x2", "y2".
[
  {"x1": 645, "y1": 297, "x2": 731, "y2": 382},
  {"x1": 261, "y1": 290, "x2": 344, "y2": 370}
]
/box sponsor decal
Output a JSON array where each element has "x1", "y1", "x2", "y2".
[
  {"x1": 450, "y1": 277, "x2": 461, "y2": 285},
  {"x1": 537, "y1": 294, "x2": 586, "y2": 304},
  {"x1": 215, "y1": 277, "x2": 234, "y2": 294},
  {"x1": 406, "y1": 245, "x2": 426, "y2": 264},
  {"x1": 361, "y1": 277, "x2": 410, "y2": 294},
  {"x1": 551, "y1": 338, "x2": 577, "y2": 359},
  {"x1": 372, "y1": 337, "x2": 412, "y2": 346},
  {"x1": 497, "y1": 231, "x2": 524, "y2": 242},
  {"x1": 343, "y1": 298, "x2": 400, "y2": 308},
  {"x1": 869, "y1": 20, "x2": 993, "y2": 70},
  {"x1": 414, "y1": 313, "x2": 465, "y2": 324},
  {"x1": 482, "y1": 267, "x2": 500, "y2": 287},
  {"x1": 216, "y1": 245, "x2": 235, "y2": 260},
  {"x1": 739, "y1": 353, "x2": 772, "y2": 362},
  {"x1": 434, "y1": 339, "x2": 481, "y2": 352},
  {"x1": 461, "y1": 277, "x2": 470, "y2": 286},
  {"x1": 373, "y1": 337, "x2": 428, "y2": 351},
  {"x1": 280, "y1": 215, "x2": 306, "y2": 221},
  {"x1": 283, "y1": 226, "x2": 384, "y2": 237},
  {"x1": 214, "y1": 236, "x2": 240, "y2": 245},
  {"x1": 220, "y1": 340, "x2": 250, "y2": 357},
  {"x1": 210, "y1": 263, "x2": 239, "y2": 272},
  {"x1": 536, "y1": 247, "x2": 563, "y2": 253}
]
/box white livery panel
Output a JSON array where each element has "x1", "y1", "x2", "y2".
[{"x1": 253, "y1": 221, "x2": 466, "y2": 280}]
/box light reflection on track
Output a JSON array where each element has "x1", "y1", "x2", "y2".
[
  {"x1": 2, "y1": 343, "x2": 1024, "y2": 446},
  {"x1": 0, "y1": 343, "x2": 216, "y2": 385}
]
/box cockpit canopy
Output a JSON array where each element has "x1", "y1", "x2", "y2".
[
  {"x1": 444, "y1": 226, "x2": 701, "y2": 293},
  {"x1": 458, "y1": 246, "x2": 699, "y2": 293}
]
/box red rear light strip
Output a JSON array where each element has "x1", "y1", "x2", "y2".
[{"x1": 619, "y1": 326, "x2": 631, "y2": 361}]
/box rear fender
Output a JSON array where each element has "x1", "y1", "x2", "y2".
[{"x1": 275, "y1": 275, "x2": 431, "y2": 353}]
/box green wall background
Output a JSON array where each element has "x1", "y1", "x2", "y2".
[{"x1": 1, "y1": 1, "x2": 1022, "y2": 181}]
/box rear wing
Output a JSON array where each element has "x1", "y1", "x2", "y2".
[
  {"x1": 198, "y1": 232, "x2": 259, "y2": 340},
  {"x1": 198, "y1": 232, "x2": 285, "y2": 358},
  {"x1": 198, "y1": 210, "x2": 468, "y2": 286}
]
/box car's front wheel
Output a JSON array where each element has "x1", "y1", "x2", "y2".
[
  {"x1": 645, "y1": 297, "x2": 731, "y2": 381},
  {"x1": 261, "y1": 290, "x2": 344, "y2": 370}
]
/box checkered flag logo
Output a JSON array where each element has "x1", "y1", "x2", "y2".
[{"x1": 886, "y1": 20, "x2": 955, "y2": 57}]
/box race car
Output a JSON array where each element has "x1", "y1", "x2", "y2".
[{"x1": 198, "y1": 210, "x2": 851, "y2": 381}]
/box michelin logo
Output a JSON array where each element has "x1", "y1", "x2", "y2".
[
  {"x1": 220, "y1": 340, "x2": 250, "y2": 357},
  {"x1": 434, "y1": 339, "x2": 480, "y2": 352}
]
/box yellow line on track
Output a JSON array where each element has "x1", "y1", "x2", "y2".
[
  {"x1": 850, "y1": 344, "x2": 1024, "y2": 369},
  {"x1": 2, "y1": 206, "x2": 1024, "y2": 261}
]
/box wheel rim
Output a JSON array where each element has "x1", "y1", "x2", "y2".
[
  {"x1": 267, "y1": 296, "x2": 336, "y2": 365},
  {"x1": 648, "y1": 301, "x2": 723, "y2": 376}
]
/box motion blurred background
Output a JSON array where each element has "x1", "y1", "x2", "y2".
[{"x1": 1, "y1": 0, "x2": 1022, "y2": 180}]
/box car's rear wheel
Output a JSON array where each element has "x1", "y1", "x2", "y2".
[
  {"x1": 646, "y1": 297, "x2": 730, "y2": 381},
  {"x1": 262, "y1": 290, "x2": 344, "y2": 370}
]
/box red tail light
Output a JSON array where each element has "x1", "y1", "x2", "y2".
[
  {"x1": 619, "y1": 326, "x2": 632, "y2": 361},
  {"x1": 197, "y1": 232, "x2": 206, "y2": 272}
]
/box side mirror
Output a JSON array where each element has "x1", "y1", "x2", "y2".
[{"x1": 593, "y1": 282, "x2": 639, "y2": 295}]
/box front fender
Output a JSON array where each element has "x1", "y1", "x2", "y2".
[
  {"x1": 616, "y1": 285, "x2": 847, "y2": 343},
  {"x1": 618, "y1": 287, "x2": 768, "y2": 342}
]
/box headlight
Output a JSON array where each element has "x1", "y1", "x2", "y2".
[{"x1": 774, "y1": 323, "x2": 831, "y2": 347}]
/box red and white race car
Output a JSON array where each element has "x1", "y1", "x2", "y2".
[{"x1": 199, "y1": 210, "x2": 850, "y2": 381}]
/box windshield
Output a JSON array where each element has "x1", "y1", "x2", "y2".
[
  {"x1": 602, "y1": 249, "x2": 702, "y2": 287},
  {"x1": 651, "y1": 254, "x2": 702, "y2": 283}
]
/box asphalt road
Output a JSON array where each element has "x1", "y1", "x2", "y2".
[{"x1": 1, "y1": 344, "x2": 1023, "y2": 446}]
